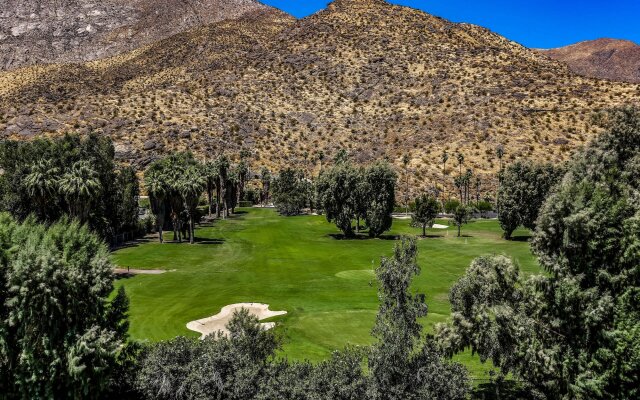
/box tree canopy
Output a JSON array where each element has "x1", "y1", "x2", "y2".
[{"x1": 438, "y1": 107, "x2": 640, "y2": 399}]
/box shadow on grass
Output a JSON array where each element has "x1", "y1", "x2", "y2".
[
  {"x1": 328, "y1": 233, "x2": 400, "y2": 241},
  {"x1": 471, "y1": 380, "x2": 534, "y2": 400},
  {"x1": 509, "y1": 235, "x2": 532, "y2": 242},
  {"x1": 110, "y1": 238, "x2": 151, "y2": 251},
  {"x1": 418, "y1": 234, "x2": 446, "y2": 239},
  {"x1": 194, "y1": 238, "x2": 225, "y2": 245}
]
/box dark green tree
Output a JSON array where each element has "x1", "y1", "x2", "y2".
[
  {"x1": 368, "y1": 237, "x2": 469, "y2": 399},
  {"x1": 0, "y1": 215, "x2": 131, "y2": 398},
  {"x1": 452, "y1": 204, "x2": 472, "y2": 237},
  {"x1": 412, "y1": 194, "x2": 440, "y2": 237},
  {"x1": 497, "y1": 161, "x2": 563, "y2": 239},
  {"x1": 316, "y1": 162, "x2": 360, "y2": 236},
  {"x1": 438, "y1": 107, "x2": 640, "y2": 399},
  {"x1": 363, "y1": 162, "x2": 397, "y2": 238},
  {"x1": 271, "y1": 168, "x2": 305, "y2": 216}
]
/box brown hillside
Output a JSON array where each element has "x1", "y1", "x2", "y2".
[
  {"x1": 541, "y1": 39, "x2": 640, "y2": 83},
  {"x1": 0, "y1": 0, "x2": 273, "y2": 71},
  {"x1": 1, "y1": 0, "x2": 639, "y2": 197}
]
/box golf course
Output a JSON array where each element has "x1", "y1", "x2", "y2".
[{"x1": 112, "y1": 207, "x2": 538, "y2": 377}]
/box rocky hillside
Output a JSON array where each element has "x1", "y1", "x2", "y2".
[
  {"x1": 541, "y1": 39, "x2": 640, "y2": 83},
  {"x1": 0, "y1": 0, "x2": 271, "y2": 70},
  {"x1": 1, "y1": 0, "x2": 639, "y2": 195}
]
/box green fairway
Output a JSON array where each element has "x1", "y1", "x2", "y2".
[{"x1": 112, "y1": 208, "x2": 538, "y2": 378}]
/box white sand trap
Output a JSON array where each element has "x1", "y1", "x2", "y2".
[
  {"x1": 186, "y1": 303, "x2": 287, "y2": 339},
  {"x1": 432, "y1": 224, "x2": 449, "y2": 229}
]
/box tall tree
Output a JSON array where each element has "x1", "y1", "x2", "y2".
[
  {"x1": 316, "y1": 162, "x2": 360, "y2": 237},
  {"x1": 23, "y1": 158, "x2": 59, "y2": 221},
  {"x1": 260, "y1": 167, "x2": 271, "y2": 207},
  {"x1": 402, "y1": 154, "x2": 410, "y2": 215},
  {"x1": 412, "y1": 194, "x2": 440, "y2": 237},
  {"x1": 497, "y1": 161, "x2": 563, "y2": 239},
  {"x1": 441, "y1": 151, "x2": 449, "y2": 201},
  {"x1": 439, "y1": 107, "x2": 640, "y2": 399},
  {"x1": 58, "y1": 160, "x2": 101, "y2": 224},
  {"x1": 369, "y1": 237, "x2": 469, "y2": 399},
  {"x1": 452, "y1": 204, "x2": 471, "y2": 237},
  {"x1": 144, "y1": 163, "x2": 168, "y2": 243},
  {"x1": 1, "y1": 216, "x2": 130, "y2": 398},
  {"x1": 179, "y1": 165, "x2": 206, "y2": 244},
  {"x1": 363, "y1": 162, "x2": 397, "y2": 238},
  {"x1": 271, "y1": 168, "x2": 305, "y2": 216},
  {"x1": 217, "y1": 155, "x2": 230, "y2": 219},
  {"x1": 203, "y1": 160, "x2": 219, "y2": 217}
]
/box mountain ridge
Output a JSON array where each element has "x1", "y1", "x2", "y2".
[
  {"x1": 0, "y1": 0, "x2": 280, "y2": 71},
  {"x1": 1, "y1": 0, "x2": 639, "y2": 194},
  {"x1": 540, "y1": 38, "x2": 640, "y2": 83}
]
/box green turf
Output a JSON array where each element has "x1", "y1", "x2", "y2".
[{"x1": 112, "y1": 208, "x2": 537, "y2": 378}]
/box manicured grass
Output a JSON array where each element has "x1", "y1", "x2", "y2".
[{"x1": 112, "y1": 208, "x2": 537, "y2": 378}]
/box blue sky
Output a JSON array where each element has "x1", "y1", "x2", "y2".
[{"x1": 261, "y1": 0, "x2": 640, "y2": 49}]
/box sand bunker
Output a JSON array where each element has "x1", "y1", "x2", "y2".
[
  {"x1": 432, "y1": 224, "x2": 449, "y2": 229},
  {"x1": 186, "y1": 303, "x2": 287, "y2": 339}
]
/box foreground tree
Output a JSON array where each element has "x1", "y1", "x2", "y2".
[
  {"x1": 438, "y1": 107, "x2": 640, "y2": 399},
  {"x1": 0, "y1": 215, "x2": 131, "y2": 398},
  {"x1": 369, "y1": 237, "x2": 469, "y2": 399},
  {"x1": 412, "y1": 194, "x2": 440, "y2": 237},
  {"x1": 497, "y1": 160, "x2": 564, "y2": 239}
]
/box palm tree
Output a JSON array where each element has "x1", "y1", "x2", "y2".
[
  {"x1": 58, "y1": 160, "x2": 101, "y2": 224},
  {"x1": 203, "y1": 161, "x2": 219, "y2": 217},
  {"x1": 456, "y1": 153, "x2": 465, "y2": 176},
  {"x1": 24, "y1": 159, "x2": 59, "y2": 220},
  {"x1": 402, "y1": 154, "x2": 410, "y2": 215},
  {"x1": 179, "y1": 165, "x2": 206, "y2": 244},
  {"x1": 216, "y1": 155, "x2": 230, "y2": 218},
  {"x1": 496, "y1": 144, "x2": 505, "y2": 215},
  {"x1": 260, "y1": 167, "x2": 271, "y2": 207},
  {"x1": 441, "y1": 151, "x2": 449, "y2": 201},
  {"x1": 236, "y1": 160, "x2": 249, "y2": 206},
  {"x1": 317, "y1": 150, "x2": 325, "y2": 173},
  {"x1": 144, "y1": 166, "x2": 168, "y2": 243}
]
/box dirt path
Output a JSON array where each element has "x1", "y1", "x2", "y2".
[{"x1": 113, "y1": 268, "x2": 167, "y2": 275}]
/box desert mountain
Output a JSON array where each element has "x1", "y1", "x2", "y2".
[
  {"x1": 541, "y1": 39, "x2": 640, "y2": 83},
  {"x1": 0, "y1": 0, "x2": 273, "y2": 70},
  {"x1": 1, "y1": 0, "x2": 639, "y2": 194}
]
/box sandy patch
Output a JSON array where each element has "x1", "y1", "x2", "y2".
[
  {"x1": 392, "y1": 214, "x2": 412, "y2": 220},
  {"x1": 186, "y1": 303, "x2": 287, "y2": 339},
  {"x1": 432, "y1": 224, "x2": 449, "y2": 229},
  {"x1": 113, "y1": 268, "x2": 167, "y2": 275}
]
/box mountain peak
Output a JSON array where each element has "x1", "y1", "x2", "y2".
[{"x1": 542, "y1": 38, "x2": 640, "y2": 83}]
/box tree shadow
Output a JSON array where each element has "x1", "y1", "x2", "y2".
[
  {"x1": 509, "y1": 235, "x2": 532, "y2": 242},
  {"x1": 328, "y1": 233, "x2": 399, "y2": 241},
  {"x1": 418, "y1": 234, "x2": 445, "y2": 239},
  {"x1": 110, "y1": 237, "x2": 151, "y2": 251},
  {"x1": 471, "y1": 380, "x2": 534, "y2": 400},
  {"x1": 114, "y1": 273, "x2": 136, "y2": 280},
  {"x1": 194, "y1": 238, "x2": 225, "y2": 245}
]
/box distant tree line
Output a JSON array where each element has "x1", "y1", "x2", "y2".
[
  {"x1": 144, "y1": 152, "x2": 253, "y2": 244},
  {"x1": 0, "y1": 133, "x2": 140, "y2": 240}
]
